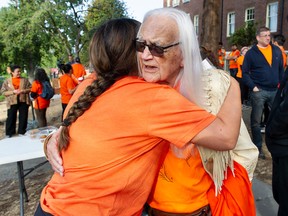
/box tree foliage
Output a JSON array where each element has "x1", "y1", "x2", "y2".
[
  {"x1": 0, "y1": 0, "x2": 128, "y2": 76},
  {"x1": 228, "y1": 22, "x2": 257, "y2": 48},
  {"x1": 81, "y1": 0, "x2": 128, "y2": 64}
]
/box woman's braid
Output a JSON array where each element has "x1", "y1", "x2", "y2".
[{"x1": 58, "y1": 76, "x2": 116, "y2": 151}]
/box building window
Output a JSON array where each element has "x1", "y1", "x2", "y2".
[
  {"x1": 227, "y1": 12, "x2": 235, "y2": 37},
  {"x1": 172, "y1": 0, "x2": 179, "y2": 7},
  {"x1": 245, "y1": 7, "x2": 255, "y2": 25},
  {"x1": 183, "y1": 0, "x2": 190, "y2": 3},
  {"x1": 166, "y1": 0, "x2": 171, "y2": 7},
  {"x1": 266, "y1": 2, "x2": 278, "y2": 32},
  {"x1": 193, "y1": 15, "x2": 199, "y2": 35}
]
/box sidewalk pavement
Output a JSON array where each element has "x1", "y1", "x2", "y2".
[{"x1": 253, "y1": 178, "x2": 278, "y2": 215}]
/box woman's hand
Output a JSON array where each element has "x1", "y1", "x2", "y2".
[{"x1": 46, "y1": 128, "x2": 65, "y2": 176}]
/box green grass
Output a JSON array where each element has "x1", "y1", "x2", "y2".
[{"x1": 0, "y1": 95, "x2": 5, "y2": 102}]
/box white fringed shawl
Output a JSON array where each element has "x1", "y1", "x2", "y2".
[{"x1": 171, "y1": 69, "x2": 259, "y2": 195}]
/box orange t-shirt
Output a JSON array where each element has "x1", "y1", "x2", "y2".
[
  {"x1": 72, "y1": 63, "x2": 86, "y2": 78},
  {"x1": 229, "y1": 50, "x2": 241, "y2": 69},
  {"x1": 12, "y1": 77, "x2": 20, "y2": 89},
  {"x1": 30, "y1": 81, "x2": 50, "y2": 109},
  {"x1": 148, "y1": 147, "x2": 212, "y2": 213},
  {"x1": 236, "y1": 55, "x2": 245, "y2": 78},
  {"x1": 59, "y1": 74, "x2": 77, "y2": 104},
  {"x1": 258, "y1": 44, "x2": 272, "y2": 66},
  {"x1": 40, "y1": 76, "x2": 216, "y2": 216},
  {"x1": 63, "y1": 73, "x2": 97, "y2": 115}
]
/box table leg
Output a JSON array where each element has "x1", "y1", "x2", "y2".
[
  {"x1": 16, "y1": 159, "x2": 48, "y2": 216},
  {"x1": 17, "y1": 161, "x2": 28, "y2": 216}
]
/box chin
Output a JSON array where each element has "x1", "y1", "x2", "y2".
[{"x1": 142, "y1": 74, "x2": 160, "y2": 83}]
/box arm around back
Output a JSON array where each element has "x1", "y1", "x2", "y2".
[{"x1": 191, "y1": 77, "x2": 241, "y2": 150}]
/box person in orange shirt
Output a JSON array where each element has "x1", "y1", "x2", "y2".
[
  {"x1": 36, "y1": 16, "x2": 242, "y2": 216},
  {"x1": 273, "y1": 34, "x2": 287, "y2": 69},
  {"x1": 0, "y1": 65, "x2": 31, "y2": 137},
  {"x1": 217, "y1": 42, "x2": 226, "y2": 69},
  {"x1": 30, "y1": 68, "x2": 51, "y2": 127},
  {"x1": 137, "y1": 9, "x2": 255, "y2": 216},
  {"x1": 71, "y1": 56, "x2": 87, "y2": 84},
  {"x1": 226, "y1": 44, "x2": 240, "y2": 78},
  {"x1": 59, "y1": 64, "x2": 77, "y2": 119},
  {"x1": 236, "y1": 46, "x2": 249, "y2": 105}
]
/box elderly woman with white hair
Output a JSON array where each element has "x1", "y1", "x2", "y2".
[{"x1": 136, "y1": 8, "x2": 257, "y2": 216}]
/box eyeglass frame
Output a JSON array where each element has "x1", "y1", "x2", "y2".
[{"x1": 135, "y1": 38, "x2": 181, "y2": 57}]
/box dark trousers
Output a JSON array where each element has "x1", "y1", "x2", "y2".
[
  {"x1": 236, "y1": 77, "x2": 249, "y2": 104},
  {"x1": 6, "y1": 102, "x2": 29, "y2": 136},
  {"x1": 34, "y1": 203, "x2": 53, "y2": 216},
  {"x1": 250, "y1": 89, "x2": 276, "y2": 151},
  {"x1": 260, "y1": 103, "x2": 270, "y2": 127},
  {"x1": 229, "y1": 68, "x2": 238, "y2": 78},
  {"x1": 35, "y1": 108, "x2": 47, "y2": 127},
  {"x1": 272, "y1": 156, "x2": 288, "y2": 216}
]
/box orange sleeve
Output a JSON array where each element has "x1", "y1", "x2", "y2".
[{"x1": 148, "y1": 87, "x2": 216, "y2": 148}]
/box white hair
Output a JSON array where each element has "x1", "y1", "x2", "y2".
[{"x1": 139, "y1": 7, "x2": 204, "y2": 106}]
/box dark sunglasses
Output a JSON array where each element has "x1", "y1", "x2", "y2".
[{"x1": 135, "y1": 39, "x2": 180, "y2": 57}]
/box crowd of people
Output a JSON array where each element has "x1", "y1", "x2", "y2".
[
  {"x1": 0, "y1": 56, "x2": 88, "y2": 136},
  {"x1": 0, "y1": 6, "x2": 287, "y2": 216},
  {"x1": 217, "y1": 26, "x2": 287, "y2": 216}
]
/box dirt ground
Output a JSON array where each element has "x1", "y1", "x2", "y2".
[
  {"x1": 0, "y1": 96, "x2": 61, "y2": 216},
  {"x1": 0, "y1": 101, "x2": 272, "y2": 216}
]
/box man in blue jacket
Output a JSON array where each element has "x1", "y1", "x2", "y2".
[
  {"x1": 265, "y1": 68, "x2": 288, "y2": 216},
  {"x1": 242, "y1": 26, "x2": 284, "y2": 159}
]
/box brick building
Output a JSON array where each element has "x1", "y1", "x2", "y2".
[{"x1": 163, "y1": 0, "x2": 288, "y2": 51}]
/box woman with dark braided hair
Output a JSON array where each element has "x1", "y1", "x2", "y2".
[{"x1": 36, "y1": 17, "x2": 241, "y2": 216}]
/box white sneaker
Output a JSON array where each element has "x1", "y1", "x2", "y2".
[{"x1": 260, "y1": 127, "x2": 265, "y2": 133}]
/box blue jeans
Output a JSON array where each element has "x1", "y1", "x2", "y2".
[{"x1": 250, "y1": 89, "x2": 277, "y2": 151}]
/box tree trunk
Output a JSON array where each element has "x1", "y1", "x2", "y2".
[{"x1": 200, "y1": 0, "x2": 221, "y2": 56}]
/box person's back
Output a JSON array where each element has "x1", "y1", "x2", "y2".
[
  {"x1": 71, "y1": 57, "x2": 86, "y2": 81},
  {"x1": 30, "y1": 68, "x2": 51, "y2": 127},
  {"x1": 59, "y1": 64, "x2": 77, "y2": 104},
  {"x1": 42, "y1": 76, "x2": 217, "y2": 215}
]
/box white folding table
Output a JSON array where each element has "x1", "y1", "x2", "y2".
[{"x1": 0, "y1": 135, "x2": 47, "y2": 216}]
